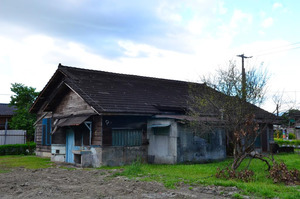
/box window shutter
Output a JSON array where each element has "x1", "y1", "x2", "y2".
[
  {"x1": 42, "y1": 118, "x2": 52, "y2": 146},
  {"x1": 112, "y1": 129, "x2": 142, "y2": 146}
]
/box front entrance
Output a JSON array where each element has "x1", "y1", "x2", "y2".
[{"x1": 66, "y1": 128, "x2": 75, "y2": 163}]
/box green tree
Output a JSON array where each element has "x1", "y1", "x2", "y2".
[{"x1": 9, "y1": 83, "x2": 39, "y2": 141}]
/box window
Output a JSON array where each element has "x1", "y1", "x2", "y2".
[
  {"x1": 112, "y1": 129, "x2": 142, "y2": 146},
  {"x1": 153, "y1": 126, "x2": 169, "y2": 135},
  {"x1": 255, "y1": 135, "x2": 261, "y2": 148},
  {"x1": 42, "y1": 118, "x2": 51, "y2": 146}
]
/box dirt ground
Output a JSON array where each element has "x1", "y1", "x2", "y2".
[{"x1": 0, "y1": 165, "x2": 243, "y2": 199}]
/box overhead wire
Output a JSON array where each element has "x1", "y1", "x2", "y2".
[
  {"x1": 255, "y1": 46, "x2": 300, "y2": 57},
  {"x1": 246, "y1": 41, "x2": 300, "y2": 57}
]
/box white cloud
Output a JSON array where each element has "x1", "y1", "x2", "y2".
[
  {"x1": 217, "y1": 9, "x2": 253, "y2": 39},
  {"x1": 273, "y1": 2, "x2": 283, "y2": 10},
  {"x1": 230, "y1": 10, "x2": 253, "y2": 29},
  {"x1": 187, "y1": 18, "x2": 206, "y2": 35},
  {"x1": 261, "y1": 17, "x2": 274, "y2": 28},
  {"x1": 259, "y1": 11, "x2": 266, "y2": 18}
]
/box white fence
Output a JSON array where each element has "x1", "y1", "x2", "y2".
[{"x1": 0, "y1": 130, "x2": 26, "y2": 145}]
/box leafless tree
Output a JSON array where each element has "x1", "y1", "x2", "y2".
[{"x1": 189, "y1": 61, "x2": 274, "y2": 170}]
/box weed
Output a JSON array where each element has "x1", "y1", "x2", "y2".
[
  {"x1": 232, "y1": 193, "x2": 243, "y2": 199},
  {"x1": 122, "y1": 157, "x2": 143, "y2": 176}
]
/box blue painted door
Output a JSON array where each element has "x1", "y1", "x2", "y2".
[{"x1": 66, "y1": 129, "x2": 75, "y2": 163}]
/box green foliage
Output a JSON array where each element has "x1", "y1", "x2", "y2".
[
  {"x1": 9, "y1": 83, "x2": 39, "y2": 141},
  {"x1": 0, "y1": 142, "x2": 36, "y2": 155},
  {"x1": 232, "y1": 193, "x2": 243, "y2": 199},
  {"x1": 274, "y1": 138, "x2": 300, "y2": 146},
  {"x1": 274, "y1": 129, "x2": 282, "y2": 138},
  {"x1": 288, "y1": 133, "x2": 296, "y2": 140},
  {"x1": 117, "y1": 157, "x2": 143, "y2": 177}
]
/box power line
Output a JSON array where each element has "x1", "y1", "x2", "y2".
[
  {"x1": 267, "y1": 90, "x2": 300, "y2": 93},
  {"x1": 255, "y1": 46, "x2": 300, "y2": 57},
  {"x1": 249, "y1": 41, "x2": 300, "y2": 56}
]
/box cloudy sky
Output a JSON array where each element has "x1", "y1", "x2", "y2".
[{"x1": 0, "y1": 0, "x2": 299, "y2": 113}]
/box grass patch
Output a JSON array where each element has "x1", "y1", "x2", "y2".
[
  {"x1": 114, "y1": 154, "x2": 300, "y2": 199},
  {"x1": 0, "y1": 155, "x2": 53, "y2": 172}
]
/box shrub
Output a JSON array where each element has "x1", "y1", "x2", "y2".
[
  {"x1": 274, "y1": 138, "x2": 300, "y2": 146},
  {"x1": 288, "y1": 133, "x2": 296, "y2": 140},
  {"x1": 216, "y1": 167, "x2": 254, "y2": 182},
  {"x1": 268, "y1": 162, "x2": 300, "y2": 185},
  {"x1": 0, "y1": 142, "x2": 36, "y2": 155}
]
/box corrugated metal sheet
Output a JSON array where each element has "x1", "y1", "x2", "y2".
[
  {"x1": 57, "y1": 115, "x2": 90, "y2": 127},
  {"x1": 112, "y1": 129, "x2": 142, "y2": 146},
  {"x1": 0, "y1": 130, "x2": 26, "y2": 145},
  {"x1": 149, "y1": 124, "x2": 170, "y2": 128}
]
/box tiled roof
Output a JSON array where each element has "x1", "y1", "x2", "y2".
[
  {"x1": 58, "y1": 65, "x2": 193, "y2": 114},
  {"x1": 0, "y1": 103, "x2": 16, "y2": 116},
  {"x1": 30, "y1": 64, "x2": 277, "y2": 121}
]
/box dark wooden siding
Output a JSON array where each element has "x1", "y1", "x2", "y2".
[
  {"x1": 92, "y1": 116, "x2": 102, "y2": 146},
  {"x1": 53, "y1": 89, "x2": 94, "y2": 118}
]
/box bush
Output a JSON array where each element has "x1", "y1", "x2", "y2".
[
  {"x1": 216, "y1": 167, "x2": 254, "y2": 182},
  {"x1": 268, "y1": 162, "x2": 300, "y2": 185},
  {"x1": 274, "y1": 138, "x2": 300, "y2": 146},
  {"x1": 0, "y1": 142, "x2": 36, "y2": 155},
  {"x1": 288, "y1": 133, "x2": 296, "y2": 139}
]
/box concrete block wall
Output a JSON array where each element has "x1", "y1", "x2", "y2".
[
  {"x1": 101, "y1": 146, "x2": 147, "y2": 166},
  {"x1": 177, "y1": 124, "x2": 226, "y2": 163}
]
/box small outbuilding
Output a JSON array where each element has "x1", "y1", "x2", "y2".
[{"x1": 0, "y1": 103, "x2": 16, "y2": 130}]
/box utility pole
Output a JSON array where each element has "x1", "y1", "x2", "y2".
[{"x1": 237, "y1": 54, "x2": 252, "y2": 102}]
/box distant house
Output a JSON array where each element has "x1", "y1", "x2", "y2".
[
  {"x1": 30, "y1": 64, "x2": 277, "y2": 167},
  {"x1": 282, "y1": 110, "x2": 300, "y2": 139},
  {"x1": 0, "y1": 103, "x2": 16, "y2": 130}
]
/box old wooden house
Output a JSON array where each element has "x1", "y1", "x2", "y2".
[{"x1": 30, "y1": 64, "x2": 276, "y2": 167}]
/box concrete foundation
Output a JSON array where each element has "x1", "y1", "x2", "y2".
[
  {"x1": 51, "y1": 144, "x2": 66, "y2": 162},
  {"x1": 102, "y1": 146, "x2": 147, "y2": 166},
  {"x1": 36, "y1": 151, "x2": 51, "y2": 158}
]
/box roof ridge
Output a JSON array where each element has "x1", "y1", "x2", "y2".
[{"x1": 59, "y1": 64, "x2": 202, "y2": 86}]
